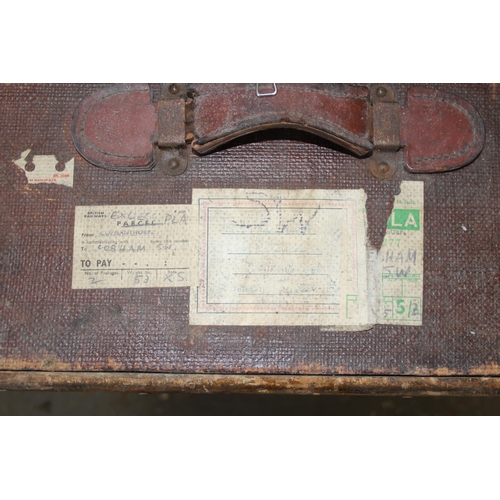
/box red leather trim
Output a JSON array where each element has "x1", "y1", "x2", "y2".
[
  {"x1": 401, "y1": 87, "x2": 485, "y2": 173},
  {"x1": 190, "y1": 84, "x2": 372, "y2": 156},
  {"x1": 72, "y1": 83, "x2": 157, "y2": 171}
]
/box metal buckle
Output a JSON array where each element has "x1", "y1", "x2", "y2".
[{"x1": 255, "y1": 83, "x2": 278, "y2": 97}]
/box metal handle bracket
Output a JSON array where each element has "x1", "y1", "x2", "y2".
[{"x1": 154, "y1": 83, "x2": 189, "y2": 176}]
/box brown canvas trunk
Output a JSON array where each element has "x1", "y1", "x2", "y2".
[{"x1": 0, "y1": 83, "x2": 498, "y2": 395}]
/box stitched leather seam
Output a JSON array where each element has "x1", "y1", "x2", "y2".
[{"x1": 196, "y1": 113, "x2": 371, "y2": 153}]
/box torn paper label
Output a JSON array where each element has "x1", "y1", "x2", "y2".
[
  {"x1": 14, "y1": 149, "x2": 74, "y2": 187},
  {"x1": 71, "y1": 183, "x2": 424, "y2": 327},
  {"x1": 189, "y1": 189, "x2": 371, "y2": 327},
  {"x1": 72, "y1": 205, "x2": 198, "y2": 289},
  {"x1": 379, "y1": 181, "x2": 424, "y2": 325}
]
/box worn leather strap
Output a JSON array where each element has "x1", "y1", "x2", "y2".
[
  {"x1": 188, "y1": 83, "x2": 372, "y2": 156},
  {"x1": 72, "y1": 83, "x2": 485, "y2": 174}
]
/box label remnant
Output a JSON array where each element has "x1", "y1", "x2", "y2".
[
  {"x1": 189, "y1": 189, "x2": 371, "y2": 327},
  {"x1": 14, "y1": 149, "x2": 74, "y2": 187},
  {"x1": 71, "y1": 182, "x2": 424, "y2": 328},
  {"x1": 72, "y1": 205, "x2": 198, "y2": 289},
  {"x1": 379, "y1": 181, "x2": 424, "y2": 325}
]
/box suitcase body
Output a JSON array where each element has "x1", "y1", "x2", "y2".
[{"x1": 0, "y1": 83, "x2": 498, "y2": 395}]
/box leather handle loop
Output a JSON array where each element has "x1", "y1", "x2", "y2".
[
  {"x1": 189, "y1": 83, "x2": 373, "y2": 157},
  {"x1": 71, "y1": 83, "x2": 485, "y2": 176}
]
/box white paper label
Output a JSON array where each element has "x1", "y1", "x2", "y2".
[
  {"x1": 72, "y1": 205, "x2": 198, "y2": 289},
  {"x1": 189, "y1": 189, "x2": 371, "y2": 327},
  {"x1": 14, "y1": 149, "x2": 74, "y2": 187},
  {"x1": 71, "y1": 183, "x2": 424, "y2": 329}
]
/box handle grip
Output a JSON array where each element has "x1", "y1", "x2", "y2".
[{"x1": 72, "y1": 83, "x2": 485, "y2": 177}]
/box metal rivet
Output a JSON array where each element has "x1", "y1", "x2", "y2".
[
  {"x1": 55, "y1": 161, "x2": 66, "y2": 172},
  {"x1": 25, "y1": 162, "x2": 35, "y2": 172},
  {"x1": 376, "y1": 87, "x2": 387, "y2": 98},
  {"x1": 168, "y1": 158, "x2": 180, "y2": 170},
  {"x1": 377, "y1": 162, "x2": 390, "y2": 174},
  {"x1": 168, "y1": 84, "x2": 180, "y2": 95}
]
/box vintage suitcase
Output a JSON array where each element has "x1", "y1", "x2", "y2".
[{"x1": 0, "y1": 83, "x2": 498, "y2": 395}]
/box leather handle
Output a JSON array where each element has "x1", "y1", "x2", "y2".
[
  {"x1": 188, "y1": 84, "x2": 372, "y2": 156},
  {"x1": 71, "y1": 83, "x2": 485, "y2": 176}
]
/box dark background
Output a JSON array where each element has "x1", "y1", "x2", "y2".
[{"x1": 1, "y1": 392, "x2": 500, "y2": 415}]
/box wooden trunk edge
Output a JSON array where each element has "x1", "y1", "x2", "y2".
[{"x1": 0, "y1": 371, "x2": 499, "y2": 396}]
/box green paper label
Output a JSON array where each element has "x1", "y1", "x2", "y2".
[{"x1": 387, "y1": 209, "x2": 420, "y2": 230}]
